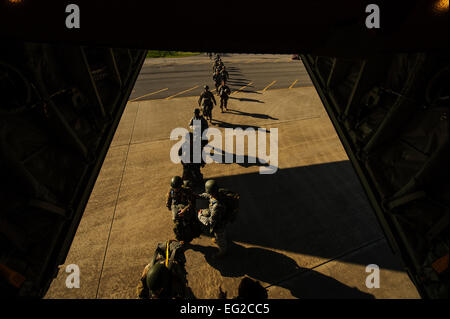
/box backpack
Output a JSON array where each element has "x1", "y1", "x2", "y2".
[
  {"x1": 203, "y1": 92, "x2": 213, "y2": 103},
  {"x1": 218, "y1": 188, "x2": 240, "y2": 223},
  {"x1": 220, "y1": 86, "x2": 230, "y2": 96}
]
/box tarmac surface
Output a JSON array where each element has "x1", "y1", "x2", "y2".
[
  {"x1": 45, "y1": 54, "x2": 420, "y2": 299},
  {"x1": 129, "y1": 54, "x2": 312, "y2": 102}
]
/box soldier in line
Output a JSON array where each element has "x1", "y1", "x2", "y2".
[
  {"x1": 189, "y1": 108, "x2": 209, "y2": 139},
  {"x1": 183, "y1": 180, "x2": 197, "y2": 212},
  {"x1": 178, "y1": 132, "x2": 204, "y2": 188},
  {"x1": 181, "y1": 179, "x2": 203, "y2": 239},
  {"x1": 196, "y1": 180, "x2": 229, "y2": 258},
  {"x1": 214, "y1": 60, "x2": 224, "y2": 74},
  {"x1": 213, "y1": 56, "x2": 221, "y2": 73},
  {"x1": 220, "y1": 66, "x2": 229, "y2": 84},
  {"x1": 213, "y1": 69, "x2": 222, "y2": 93},
  {"x1": 166, "y1": 176, "x2": 201, "y2": 243},
  {"x1": 218, "y1": 81, "x2": 231, "y2": 113},
  {"x1": 136, "y1": 239, "x2": 195, "y2": 299},
  {"x1": 218, "y1": 60, "x2": 224, "y2": 71},
  {"x1": 198, "y1": 85, "x2": 216, "y2": 123}
]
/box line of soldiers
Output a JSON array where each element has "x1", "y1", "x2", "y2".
[
  {"x1": 136, "y1": 54, "x2": 267, "y2": 299},
  {"x1": 137, "y1": 177, "x2": 242, "y2": 299},
  {"x1": 198, "y1": 55, "x2": 231, "y2": 124}
]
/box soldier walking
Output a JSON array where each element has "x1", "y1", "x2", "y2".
[
  {"x1": 220, "y1": 66, "x2": 229, "y2": 84},
  {"x1": 218, "y1": 81, "x2": 231, "y2": 112},
  {"x1": 213, "y1": 56, "x2": 221, "y2": 73},
  {"x1": 178, "y1": 132, "x2": 204, "y2": 188},
  {"x1": 213, "y1": 69, "x2": 222, "y2": 93},
  {"x1": 198, "y1": 85, "x2": 216, "y2": 123},
  {"x1": 136, "y1": 239, "x2": 195, "y2": 299},
  {"x1": 189, "y1": 108, "x2": 209, "y2": 138},
  {"x1": 189, "y1": 108, "x2": 209, "y2": 155}
]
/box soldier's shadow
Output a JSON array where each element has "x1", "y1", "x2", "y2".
[
  {"x1": 212, "y1": 119, "x2": 264, "y2": 131},
  {"x1": 228, "y1": 97, "x2": 264, "y2": 104},
  {"x1": 226, "y1": 108, "x2": 277, "y2": 119},
  {"x1": 211, "y1": 148, "x2": 270, "y2": 168},
  {"x1": 189, "y1": 242, "x2": 375, "y2": 299}
]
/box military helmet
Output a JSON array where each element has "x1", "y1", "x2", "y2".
[
  {"x1": 194, "y1": 108, "x2": 200, "y2": 115},
  {"x1": 171, "y1": 176, "x2": 183, "y2": 188},
  {"x1": 146, "y1": 262, "x2": 170, "y2": 297},
  {"x1": 204, "y1": 179, "x2": 218, "y2": 195},
  {"x1": 204, "y1": 85, "x2": 209, "y2": 90}
]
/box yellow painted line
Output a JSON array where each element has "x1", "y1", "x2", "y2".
[
  {"x1": 129, "y1": 88, "x2": 168, "y2": 102},
  {"x1": 289, "y1": 79, "x2": 299, "y2": 89},
  {"x1": 165, "y1": 85, "x2": 199, "y2": 100},
  {"x1": 262, "y1": 80, "x2": 277, "y2": 92},
  {"x1": 232, "y1": 82, "x2": 253, "y2": 95}
]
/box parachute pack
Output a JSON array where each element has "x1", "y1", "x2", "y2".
[{"x1": 218, "y1": 188, "x2": 240, "y2": 223}]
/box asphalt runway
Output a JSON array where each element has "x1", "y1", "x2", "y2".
[{"x1": 129, "y1": 54, "x2": 313, "y2": 102}]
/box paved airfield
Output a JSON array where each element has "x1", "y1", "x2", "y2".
[{"x1": 45, "y1": 54, "x2": 420, "y2": 299}]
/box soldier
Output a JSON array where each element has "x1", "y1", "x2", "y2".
[
  {"x1": 183, "y1": 180, "x2": 197, "y2": 211},
  {"x1": 198, "y1": 85, "x2": 216, "y2": 123},
  {"x1": 189, "y1": 108, "x2": 209, "y2": 138},
  {"x1": 218, "y1": 81, "x2": 231, "y2": 112},
  {"x1": 213, "y1": 56, "x2": 221, "y2": 73},
  {"x1": 214, "y1": 59, "x2": 224, "y2": 73},
  {"x1": 196, "y1": 180, "x2": 229, "y2": 258},
  {"x1": 213, "y1": 69, "x2": 222, "y2": 93},
  {"x1": 220, "y1": 66, "x2": 229, "y2": 84},
  {"x1": 166, "y1": 176, "x2": 198, "y2": 243},
  {"x1": 178, "y1": 132, "x2": 204, "y2": 189},
  {"x1": 136, "y1": 239, "x2": 195, "y2": 299},
  {"x1": 189, "y1": 108, "x2": 209, "y2": 156},
  {"x1": 182, "y1": 180, "x2": 202, "y2": 238}
]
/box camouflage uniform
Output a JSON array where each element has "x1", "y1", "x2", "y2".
[
  {"x1": 136, "y1": 240, "x2": 195, "y2": 299},
  {"x1": 177, "y1": 134, "x2": 204, "y2": 188},
  {"x1": 220, "y1": 68, "x2": 229, "y2": 83},
  {"x1": 166, "y1": 186, "x2": 201, "y2": 242},
  {"x1": 181, "y1": 184, "x2": 202, "y2": 241},
  {"x1": 189, "y1": 114, "x2": 209, "y2": 136},
  {"x1": 197, "y1": 193, "x2": 228, "y2": 255},
  {"x1": 213, "y1": 71, "x2": 222, "y2": 92},
  {"x1": 218, "y1": 84, "x2": 231, "y2": 112},
  {"x1": 213, "y1": 58, "x2": 222, "y2": 73},
  {"x1": 198, "y1": 90, "x2": 216, "y2": 122},
  {"x1": 166, "y1": 187, "x2": 193, "y2": 221}
]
